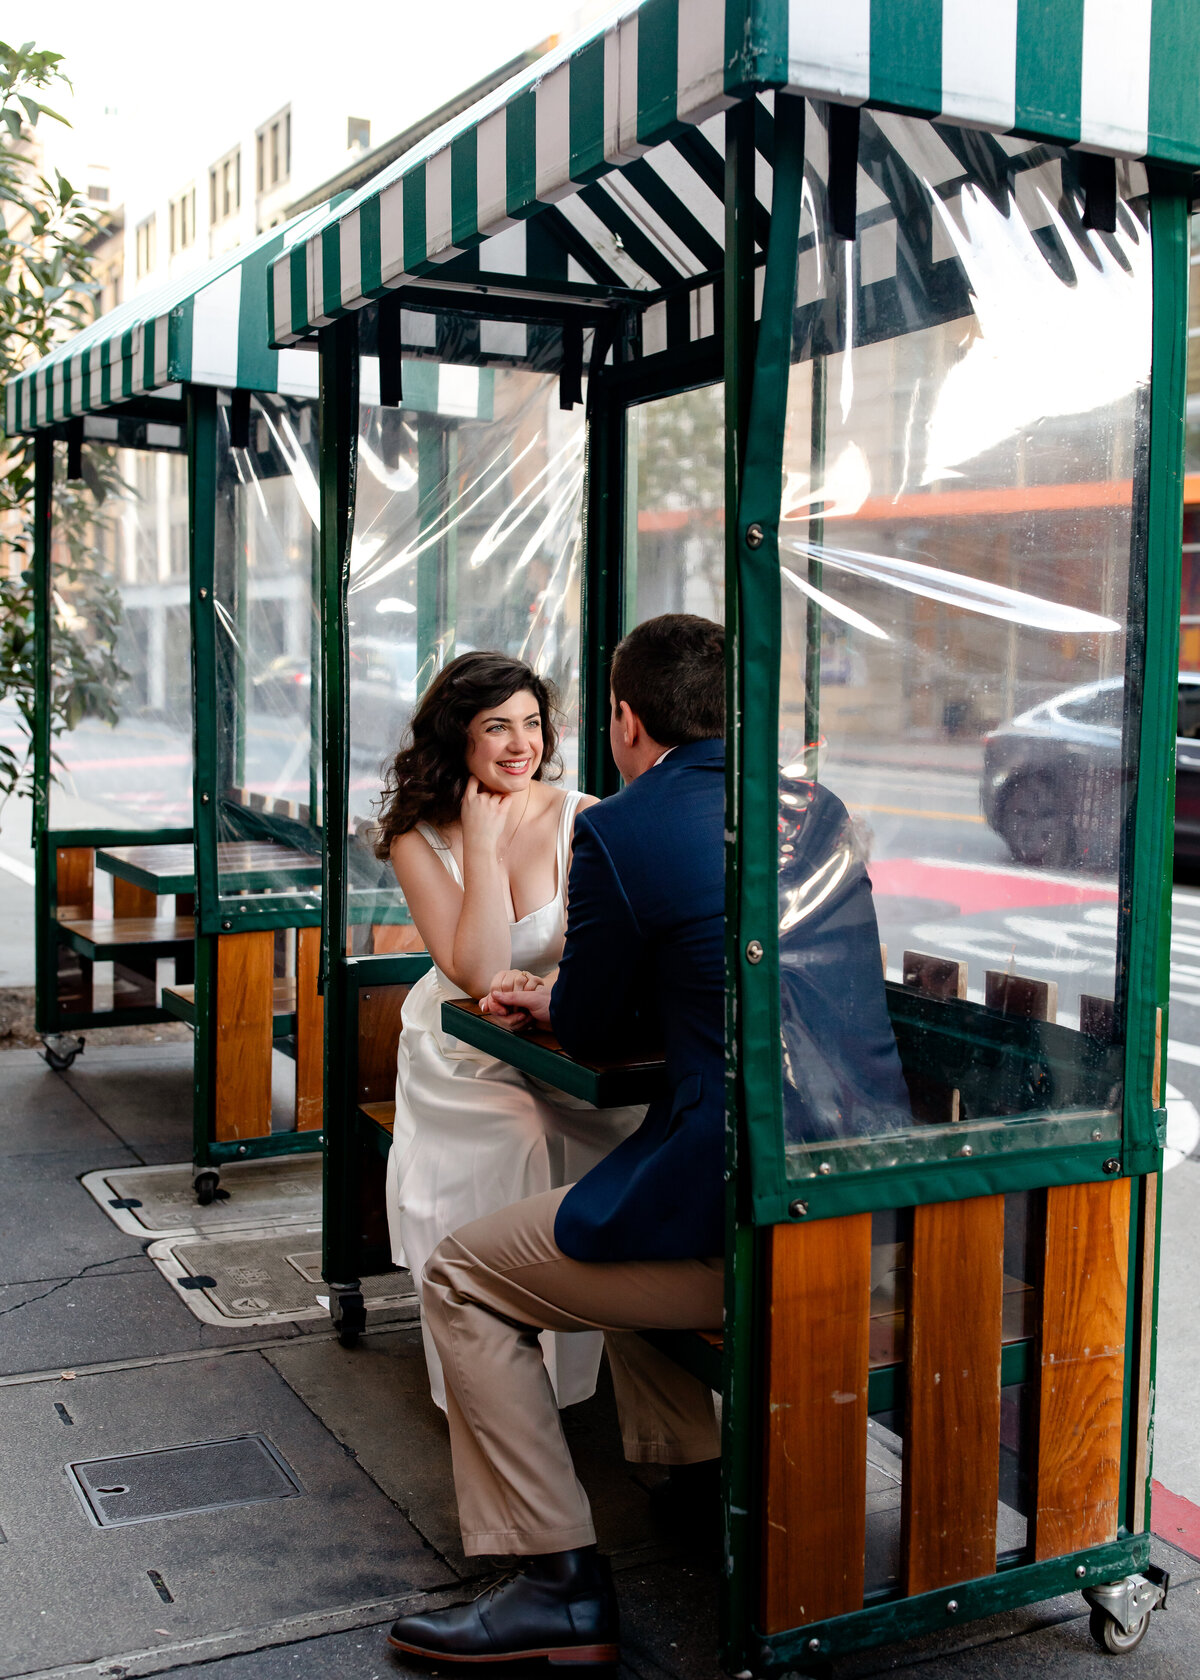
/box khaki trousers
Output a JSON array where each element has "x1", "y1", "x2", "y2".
[{"x1": 422, "y1": 1185, "x2": 724, "y2": 1556}]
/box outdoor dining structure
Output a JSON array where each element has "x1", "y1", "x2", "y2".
[
  {"x1": 262, "y1": 0, "x2": 1195, "y2": 1668},
  {"x1": 9, "y1": 207, "x2": 344, "y2": 1194},
  {"x1": 6, "y1": 0, "x2": 1196, "y2": 1667}
]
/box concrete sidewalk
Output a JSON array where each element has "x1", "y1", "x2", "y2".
[{"x1": 1, "y1": 1039, "x2": 1198, "y2": 1680}]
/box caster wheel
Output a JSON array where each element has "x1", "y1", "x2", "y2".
[
  {"x1": 194, "y1": 1170, "x2": 220, "y2": 1207},
  {"x1": 1089, "y1": 1606, "x2": 1150, "y2": 1654},
  {"x1": 41, "y1": 1033, "x2": 84, "y2": 1072}
]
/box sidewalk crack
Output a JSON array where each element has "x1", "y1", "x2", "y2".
[{"x1": 0, "y1": 1252, "x2": 149, "y2": 1319}]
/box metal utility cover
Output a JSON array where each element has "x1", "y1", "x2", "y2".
[{"x1": 68, "y1": 1434, "x2": 303, "y2": 1528}]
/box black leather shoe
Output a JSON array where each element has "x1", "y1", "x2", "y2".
[{"x1": 387, "y1": 1547, "x2": 618, "y2": 1666}]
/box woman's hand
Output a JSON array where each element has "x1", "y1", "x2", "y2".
[
  {"x1": 459, "y1": 775, "x2": 510, "y2": 856},
  {"x1": 487, "y1": 967, "x2": 546, "y2": 996}
]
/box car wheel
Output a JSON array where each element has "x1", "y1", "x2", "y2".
[{"x1": 997, "y1": 774, "x2": 1071, "y2": 868}]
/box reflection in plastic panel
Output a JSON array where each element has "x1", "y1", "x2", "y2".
[
  {"x1": 213, "y1": 394, "x2": 321, "y2": 897},
  {"x1": 778, "y1": 109, "x2": 1151, "y2": 1156},
  {"x1": 345, "y1": 363, "x2": 586, "y2": 942},
  {"x1": 47, "y1": 443, "x2": 192, "y2": 831}
]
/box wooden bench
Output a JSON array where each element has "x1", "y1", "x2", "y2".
[
  {"x1": 163, "y1": 978, "x2": 299, "y2": 1039},
  {"x1": 55, "y1": 915, "x2": 195, "y2": 962}
]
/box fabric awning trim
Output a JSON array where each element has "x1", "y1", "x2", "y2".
[{"x1": 268, "y1": 0, "x2": 1200, "y2": 348}]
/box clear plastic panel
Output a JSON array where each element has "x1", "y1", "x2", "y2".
[
  {"x1": 626, "y1": 384, "x2": 725, "y2": 626},
  {"x1": 345, "y1": 361, "x2": 586, "y2": 945},
  {"x1": 212, "y1": 394, "x2": 322, "y2": 900},
  {"x1": 47, "y1": 441, "x2": 192, "y2": 831},
  {"x1": 777, "y1": 111, "x2": 1150, "y2": 1165}
]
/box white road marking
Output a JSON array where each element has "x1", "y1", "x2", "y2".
[{"x1": 0, "y1": 850, "x2": 34, "y2": 886}]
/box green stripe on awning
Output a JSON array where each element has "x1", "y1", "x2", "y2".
[
  {"x1": 1015, "y1": 0, "x2": 1084, "y2": 144},
  {"x1": 870, "y1": 0, "x2": 942, "y2": 117}
]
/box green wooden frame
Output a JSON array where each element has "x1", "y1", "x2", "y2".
[{"x1": 716, "y1": 109, "x2": 1186, "y2": 1680}]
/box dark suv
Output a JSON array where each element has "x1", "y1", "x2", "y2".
[{"x1": 981, "y1": 674, "x2": 1200, "y2": 868}]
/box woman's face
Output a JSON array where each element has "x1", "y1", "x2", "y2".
[{"x1": 463, "y1": 689, "x2": 544, "y2": 795}]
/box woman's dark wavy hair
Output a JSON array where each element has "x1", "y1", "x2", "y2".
[{"x1": 373, "y1": 651, "x2": 562, "y2": 858}]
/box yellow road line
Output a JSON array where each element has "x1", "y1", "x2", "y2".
[{"x1": 849, "y1": 802, "x2": 985, "y2": 825}]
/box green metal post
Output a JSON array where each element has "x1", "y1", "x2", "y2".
[
  {"x1": 721, "y1": 92, "x2": 806, "y2": 1674},
  {"x1": 188, "y1": 385, "x2": 221, "y2": 1169},
  {"x1": 32, "y1": 432, "x2": 56, "y2": 1033},
  {"x1": 189, "y1": 387, "x2": 221, "y2": 936},
  {"x1": 580, "y1": 385, "x2": 626, "y2": 797},
  {"x1": 318, "y1": 313, "x2": 363, "y2": 1325}
]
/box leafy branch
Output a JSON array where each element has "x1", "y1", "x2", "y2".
[{"x1": 0, "y1": 38, "x2": 127, "y2": 827}]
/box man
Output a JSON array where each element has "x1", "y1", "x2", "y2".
[{"x1": 388, "y1": 613, "x2": 726, "y2": 1667}]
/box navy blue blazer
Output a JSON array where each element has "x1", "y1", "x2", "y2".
[{"x1": 551, "y1": 738, "x2": 726, "y2": 1263}]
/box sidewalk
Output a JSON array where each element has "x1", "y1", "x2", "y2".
[{"x1": 1, "y1": 1039, "x2": 1198, "y2": 1679}]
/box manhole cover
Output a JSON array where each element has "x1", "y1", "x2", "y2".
[
  {"x1": 82, "y1": 1157, "x2": 323, "y2": 1238},
  {"x1": 69, "y1": 1434, "x2": 302, "y2": 1527},
  {"x1": 147, "y1": 1225, "x2": 419, "y2": 1326}
]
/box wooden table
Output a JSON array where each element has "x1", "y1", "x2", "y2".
[
  {"x1": 96, "y1": 840, "x2": 322, "y2": 896},
  {"x1": 440, "y1": 997, "x2": 668, "y2": 1107}
]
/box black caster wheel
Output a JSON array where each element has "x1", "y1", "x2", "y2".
[
  {"x1": 41, "y1": 1033, "x2": 84, "y2": 1072},
  {"x1": 330, "y1": 1284, "x2": 366, "y2": 1347},
  {"x1": 193, "y1": 1169, "x2": 220, "y2": 1206},
  {"x1": 1089, "y1": 1605, "x2": 1150, "y2": 1654}
]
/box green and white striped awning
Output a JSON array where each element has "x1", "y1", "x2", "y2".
[
  {"x1": 5, "y1": 201, "x2": 343, "y2": 435},
  {"x1": 269, "y1": 0, "x2": 1200, "y2": 347}
]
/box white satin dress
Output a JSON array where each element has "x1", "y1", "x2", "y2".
[{"x1": 385, "y1": 788, "x2": 644, "y2": 1411}]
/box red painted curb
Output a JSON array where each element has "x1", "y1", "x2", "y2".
[{"x1": 1152, "y1": 1479, "x2": 1200, "y2": 1561}]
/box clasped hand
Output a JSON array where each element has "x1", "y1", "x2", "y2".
[{"x1": 480, "y1": 966, "x2": 553, "y2": 1031}]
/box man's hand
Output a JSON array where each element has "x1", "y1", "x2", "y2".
[{"x1": 483, "y1": 984, "x2": 553, "y2": 1029}]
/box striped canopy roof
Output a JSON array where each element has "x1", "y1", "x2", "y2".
[
  {"x1": 269, "y1": 0, "x2": 1200, "y2": 346},
  {"x1": 5, "y1": 200, "x2": 344, "y2": 436}
]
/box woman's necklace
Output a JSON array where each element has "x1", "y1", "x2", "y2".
[{"x1": 497, "y1": 788, "x2": 532, "y2": 864}]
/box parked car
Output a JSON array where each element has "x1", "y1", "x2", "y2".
[{"x1": 981, "y1": 673, "x2": 1200, "y2": 868}]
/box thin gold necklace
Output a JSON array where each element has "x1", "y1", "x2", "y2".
[{"x1": 498, "y1": 787, "x2": 532, "y2": 863}]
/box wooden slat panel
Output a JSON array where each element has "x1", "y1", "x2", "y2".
[
  {"x1": 902, "y1": 1195, "x2": 1004, "y2": 1594},
  {"x1": 55, "y1": 847, "x2": 94, "y2": 1011},
  {"x1": 113, "y1": 877, "x2": 159, "y2": 919},
  {"x1": 1033, "y1": 1177, "x2": 1130, "y2": 1560},
  {"x1": 295, "y1": 925, "x2": 324, "y2": 1132},
  {"x1": 55, "y1": 847, "x2": 94, "y2": 919},
  {"x1": 1131, "y1": 1174, "x2": 1158, "y2": 1530},
  {"x1": 357, "y1": 985, "x2": 410, "y2": 1103},
  {"x1": 112, "y1": 877, "x2": 160, "y2": 1008},
  {"x1": 762, "y1": 1214, "x2": 871, "y2": 1633},
  {"x1": 213, "y1": 931, "x2": 274, "y2": 1141}
]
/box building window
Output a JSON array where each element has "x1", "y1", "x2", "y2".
[
  {"x1": 255, "y1": 107, "x2": 291, "y2": 195},
  {"x1": 209, "y1": 146, "x2": 241, "y2": 227},
  {"x1": 135, "y1": 214, "x2": 156, "y2": 279},
  {"x1": 88, "y1": 183, "x2": 110, "y2": 203},
  {"x1": 169, "y1": 187, "x2": 196, "y2": 255},
  {"x1": 348, "y1": 116, "x2": 370, "y2": 152}
]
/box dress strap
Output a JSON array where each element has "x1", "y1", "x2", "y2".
[
  {"x1": 415, "y1": 820, "x2": 464, "y2": 887},
  {"x1": 556, "y1": 789, "x2": 586, "y2": 900}
]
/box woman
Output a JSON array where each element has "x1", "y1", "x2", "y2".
[{"x1": 375, "y1": 651, "x2": 642, "y2": 1410}]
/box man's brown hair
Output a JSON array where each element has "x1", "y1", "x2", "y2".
[{"x1": 610, "y1": 613, "x2": 725, "y2": 745}]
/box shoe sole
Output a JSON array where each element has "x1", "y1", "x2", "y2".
[{"x1": 387, "y1": 1634, "x2": 618, "y2": 1665}]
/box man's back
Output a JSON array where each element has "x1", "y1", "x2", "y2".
[{"x1": 551, "y1": 738, "x2": 725, "y2": 1262}]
